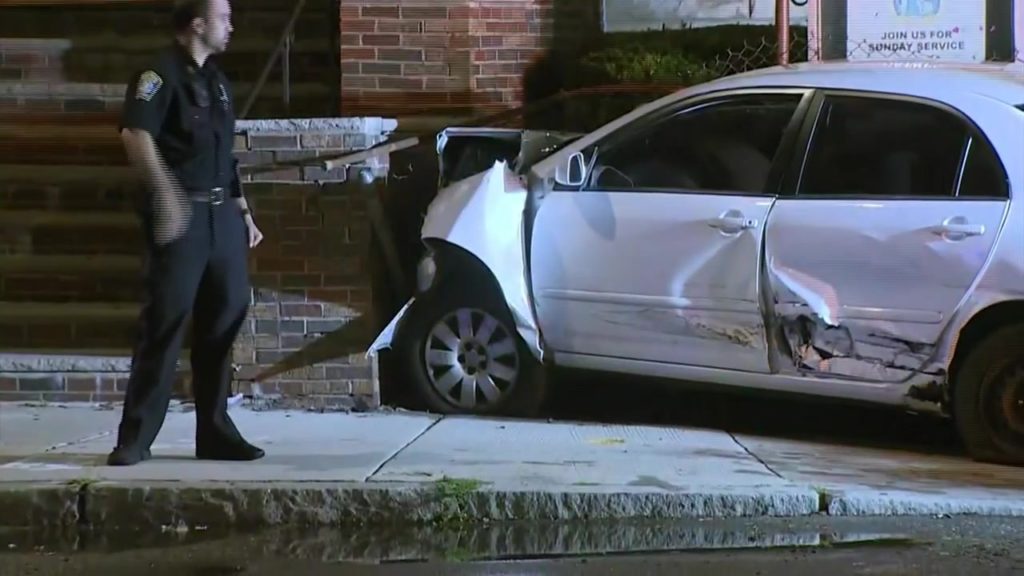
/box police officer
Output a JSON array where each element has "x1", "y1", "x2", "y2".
[{"x1": 107, "y1": 0, "x2": 265, "y2": 466}]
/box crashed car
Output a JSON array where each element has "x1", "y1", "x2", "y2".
[
  {"x1": 371, "y1": 84, "x2": 679, "y2": 331},
  {"x1": 370, "y1": 60, "x2": 1024, "y2": 466}
]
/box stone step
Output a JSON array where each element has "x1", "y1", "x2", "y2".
[
  {"x1": 0, "y1": 213, "x2": 142, "y2": 257},
  {"x1": 0, "y1": 349, "x2": 189, "y2": 373},
  {"x1": 0, "y1": 210, "x2": 136, "y2": 228},
  {"x1": 0, "y1": 254, "x2": 139, "y2": 272},
  {"x1": 0, "y1": 255, "x2": 142, "y2": 304},
  {"x1": 0, "y1": 165, "x2": 137, "y2": 211},
  {"x1": 0, "y1": 301, "x2": 140, "y2": 349},
  {"x1": 0, "y1": 301, "x2": 138, "y2": 321}
]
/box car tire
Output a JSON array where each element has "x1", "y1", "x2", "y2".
[
  {"x1": 953, "y1": 323, "x2": 1024, "y2": 466},
  {"x1": 395, "y1": 280, "x2": 547, "y2": 417}
]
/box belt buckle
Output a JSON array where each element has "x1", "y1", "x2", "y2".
[{"x1": 210, "y1": 187, "x2": 224, "y2": 205}]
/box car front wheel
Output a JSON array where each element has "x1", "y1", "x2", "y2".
[
  {"x1": 953, "y1": 323, "x2": 1024, "y2": 466},
  {"x1": 395, "y1": 281, "x2": 546, "y2": 416}
]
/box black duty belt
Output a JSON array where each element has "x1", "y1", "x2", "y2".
[{"x1": 187, "y1": 187, "x2": 226, "y2": 205}]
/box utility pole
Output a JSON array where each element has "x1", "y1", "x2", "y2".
[{"x1": 776, "y1": 0, "x2": 791, "y2": 65}]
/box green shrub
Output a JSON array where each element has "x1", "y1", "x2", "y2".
[{"x1": 577, "y1": 44, "x2": 720, "y2": 85}]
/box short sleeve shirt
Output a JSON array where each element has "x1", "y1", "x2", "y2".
[{"x1": 119, "y1": 43, "x2": 240, "y2": 196}]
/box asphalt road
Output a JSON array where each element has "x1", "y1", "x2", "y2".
[{"x1": 4, "y1": 517, "x2": 1024, "y2": 575}]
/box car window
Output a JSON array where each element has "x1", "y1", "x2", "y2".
[
  {"x1": 586, "y1": 94, "x2": 802, "y2": 194},
  {"x1": 798, "y1": 95, "x2": 975, "y2": 198},
  {"x1": 957, "y1": 135, "x2": 1009, "y2": 198}
]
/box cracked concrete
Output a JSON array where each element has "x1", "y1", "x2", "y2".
[{"x1": 1, "y1": 403, "x2": 1024, "y2": 530}]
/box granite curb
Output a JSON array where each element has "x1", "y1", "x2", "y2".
[{"x1": 2, "y1": 481, "x2": 821, "y2": 530}]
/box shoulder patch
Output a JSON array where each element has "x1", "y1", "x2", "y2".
[{"x1": 135, "y1": 70, "x2": 163, "y2": 102}]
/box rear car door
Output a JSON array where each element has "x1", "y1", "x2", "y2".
[
  {"x1": 763, "y1": 91, "x2": 1010, "y2": 381},
  {"x1": 529, "y1": 89, "x2": 813, "y2": 372}
]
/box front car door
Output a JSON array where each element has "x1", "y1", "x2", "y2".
[
  {"x1": 764, "y1": 91, "x2": 1010, "y2": 382},
  {"x1": 528, "y1": 89, "x2": 814, "y2": 372}
]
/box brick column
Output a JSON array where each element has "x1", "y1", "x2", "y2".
[
  {"x1": 231, "y1": 118, "x2": 395, "y2": 410},
  {"x1": 339, "y1": 0, "x2": 554, "y2": 116}
]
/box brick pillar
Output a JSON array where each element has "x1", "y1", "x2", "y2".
[{"x1": 339, "y1": 0, "x2": 554, "y2": 116}]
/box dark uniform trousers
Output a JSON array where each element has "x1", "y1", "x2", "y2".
[{"x1": 119, "y1": 192, "x2": 249, "y2": 451}]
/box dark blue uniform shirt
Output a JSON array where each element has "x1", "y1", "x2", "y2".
[{"x1": 119, "y1": 42, "x2": 243, "y2": 198}]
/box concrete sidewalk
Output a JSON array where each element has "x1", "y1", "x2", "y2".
[{"x1": 2, "y1": 402, "x2": 1024, "y2": 530}]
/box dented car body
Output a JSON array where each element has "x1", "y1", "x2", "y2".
[{"x1": 371, "y1": 61, "x2": 1024, "y2": 464}]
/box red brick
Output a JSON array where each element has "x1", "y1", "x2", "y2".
[
  {"x1": 501, "y1": 7, "x2": 529, "y2": 20},
  {"x1": 281, "y1": 303, "x2": 323, "y2": 318},
  {"x1": 361, "y1": 6, "x2": 399, "y2": 18},
  {"x1": 402, "y1": 35, "x2": 451, "y2": 48},
  {"x1": 341, "y1": 75, "x2": 377, "y2": 89},
  {"x1": 255, "y1": 258, "x2": 307, "y2": 273},
  {"x1": 424, "y1": 48, "x2": 448, "y2": 62},
  {"x1": 480, "y1": 35, "x2": 505, "y2": 48},
  {"x1": 307, "y1": 288, "x2": 350, "y2": 303},
  {"x1": 340, "y1": 5, "x2": 360, "y2": 19},
  {"x1": 485, "y1": 21, "x2": 528, "y2": 34},
  {"x1": 403, "y1": 63, "x2": 449, "y2": 76},
  {"x1": 362, "y1": 34, "x2": 401, "y2": 47},
  {"x1": 250, "y1": 135, "x2": 299, "y2": 150},
  {"x1": 340, "y1": 33, "x2": 361, "y2": 46},
  {"x1": 476, "y1": 76, "x2": 513, "y2": 90},
  {"x1": 474, "y1": 50, "x2": 498, "y2": 62},
  {"x1": 424, "y1": 77, "x2": 463, "y2": 91},
  {"x1": 449, "y1": 6, "x2": 480, "y2": 19},
  {"x1": 377, "y1": 20, "x2": 423, "y2": 33},
  {"x1": 0, "y1": 377, "x2": 16, "y2": 392},
  {"x1": 341, "y1": 18, "x2": 376, "y2": 33},
  {"x1": 377, "y1": 48, "x2": 424, "y2": 62},
  {"x1": 362, "y1": 62, "x2": 402, "y2": 76},
  {"x1": 401, "y1": 6, "x2": 448, "y2": 19},
  {"x1": 376, "y1": 76, "x2": 423, "y2": 89},
  {"x1": 341, "y1": 47, "x2": 375, "y2": 60},
  {"x1": 423, "y1": 19, "x2": 469, "y2": 33}
]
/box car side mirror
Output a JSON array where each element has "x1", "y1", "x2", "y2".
[{"x1": 554, "y1": 151, "x2": 586, "y2": 187}]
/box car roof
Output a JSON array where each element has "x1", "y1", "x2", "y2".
[{"x1": 696, "y1": 60, "x2": 1024, "y2": 106}]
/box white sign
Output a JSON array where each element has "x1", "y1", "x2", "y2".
[
  {"x1": 602, "y1": 0, "x2": 808, "y2": 32},
  {"x1": 847, "y1": 0, "x2": 987, "y2": 61}
]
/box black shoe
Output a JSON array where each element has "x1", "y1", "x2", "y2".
[
  {"x1": 106, "y1": 445, "x2": 148, "y2": 466},
  {"x1": 195, "y1": 439, "x2": 265, "y2": 461}
]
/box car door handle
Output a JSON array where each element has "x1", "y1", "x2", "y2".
[
  {"x1": 709, "y1": 215, "x2": 759, "y2": 232},
  {"x1": 931, "y1": 222, "x2": 985, "y2": 238}
]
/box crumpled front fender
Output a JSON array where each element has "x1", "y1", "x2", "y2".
[{"x1": 420, "y1": 160, "x2": 541, "y2": 359}]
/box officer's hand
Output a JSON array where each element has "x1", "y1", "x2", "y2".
[
  {"x1": 244, "y1": 214, "x2": 264, "y2": 248},
  {"x1": 153, "y1": 184, "x2": 191, "y2": 247}
]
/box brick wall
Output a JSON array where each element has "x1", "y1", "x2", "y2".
[
  {"x1": 340, "y1": 0, "x2": 556, "y2": 116},
  {"x1": 230, "y1": 118, "x2": 394, "y2": 409}
]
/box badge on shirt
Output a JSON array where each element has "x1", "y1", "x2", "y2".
[
  {"x1": 135, "y1": 70, "x2": 163, "y2": 102},
  {"x1": 217, "y1": 83, "x2": 229, "y2": 110}
]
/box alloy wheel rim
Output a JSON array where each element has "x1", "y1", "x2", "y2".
[{"x1": 423, "y1": 308, "x2": 520, "y2": 410}]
